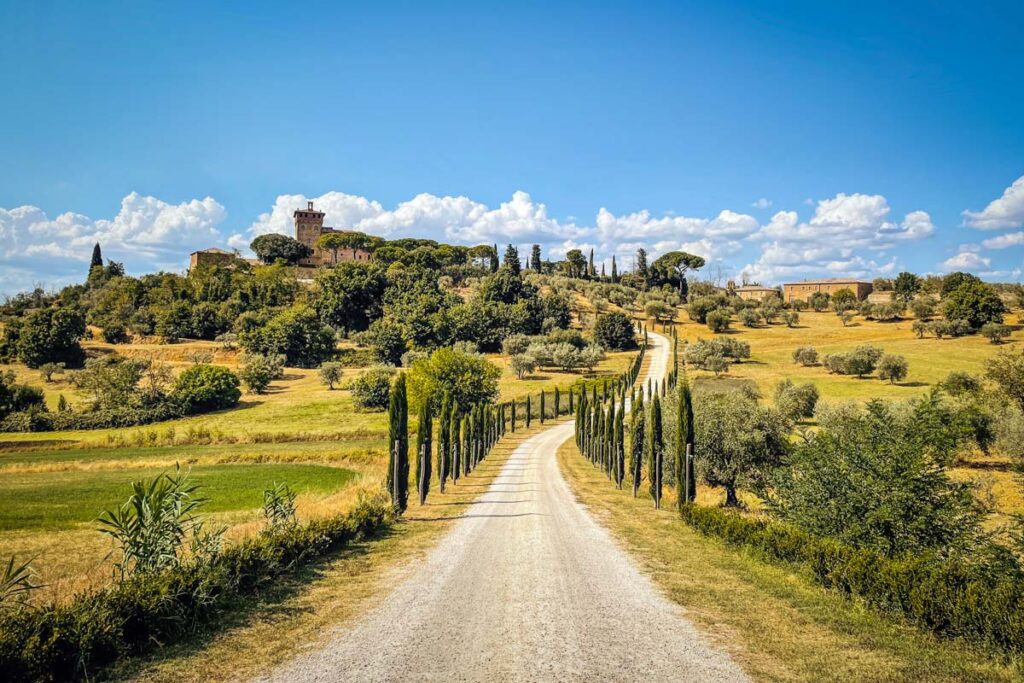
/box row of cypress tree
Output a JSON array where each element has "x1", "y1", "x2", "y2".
[{"x1": 574, "y1": 326, "x2": 696, "y2": 510}]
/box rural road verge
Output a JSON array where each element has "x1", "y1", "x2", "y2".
[{"x1": 257, "y1": 331, "x2": 749, "y2": 682}]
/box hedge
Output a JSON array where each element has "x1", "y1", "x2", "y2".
[
  {"x1": 0, "y1": 494, "x2": 390, "y2": 682},
  {"x1": 0, "y1": 402, "x2": 186, "y2": 432},
  {"x1": 679, "y1": 503, "x2": 1024, "y2": 653}
]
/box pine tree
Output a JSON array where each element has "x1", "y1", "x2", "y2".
[
  {"x1": 451, "y1": 405, "x2": 461, "y2": 484},
  {"x1": 90, "y1": 243, "x2": 103, "y2": 269},
  {"x1": 530, "y1": 244, "x2": 542, "y2": 272},
  {"x1": 647, "y1": 395, "x2": 664, "y2": 508},
  {"x1": 438, "y1": 393, "x2": 451, "y2": 493},
  {"x1": 416, "y1": 401, "x2": 433, "y2": 505},
  {"x1": 611, "y1": 255, "x2": 618, "y2": 283},
  {"x1": 630, "y1": 392, "x2": 645, "y2": 496},
  {"x1": 387, "y1": 374, "x2": 410, "y2": 513}
]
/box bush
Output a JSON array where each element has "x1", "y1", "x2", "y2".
[
  {"x1": 738, "y1": 308, "x2": 760, "y2": 327},
  {"x1": 943, "y1": 280, "x2": 1006, "y2": 331},
  {"x1": 938, "y1": 371, "x2": 981, "y2": 397},
  {"x1": 551, "y1": 343, "x2": 582, "y2": 371},
  {"x1": 592, "y1": 312, "x2": 637, "y2": 350},
  {"x1": 823, "y1": 345, "x2": 883, "y2": 377},
  {"x1": 349, "y1": 367, "x2": 395, "y2": 410},
  {"x1": 981, "y1": 322, "x2": 1012, "y2": 344},
  {"x1": 792, "y1": 346, "x2": 818, "y2": 366},
  {"x1": 239, "y1": 305, "x2": 335, "y2": 368},
  {"x1": 876, "y1": 354, "x2": 909, "y2": 384},
  {"x1": 172, "y1": 365, "x2": 241, "y2": 414},
  {"x1": 407, "y1": 347, "x2": 501, "y2": 413},
  {"x1": 784, "y1": 311, "x2": 799, "y2": 327},
  {"x1": 578, "y1": 344, "x2": 604, "y2": 372},
  {"x1": 679, "y1": 503, "x2": 1024, "y2": 654},
  {"x1": 774, "y1": 379, "x2": 819, "y2": 421},
  {"x1": 510, "y1": 354, "x2": 537, "y2": 379},
  {"x1": 101, "y1": 323, "x2": 130, "y2": 344},
  {"x1": 502, "y1": 333, "x2": 532, "y2": 356},
  {"x1": 361, "y1": 318, "x2": 407, "y2": 365},
  {"x1": 237, "y1": 353, "x2": 285, "y2": 394},
  {"x1": 685, "y1": 338, "x2": 750, "y2": 369},
  {"x1": 706, "y1": 309, "x2": 731, "y2": 333},
  {"x1": 0, "y1": 495, "x2": 389, "y2": 681}
]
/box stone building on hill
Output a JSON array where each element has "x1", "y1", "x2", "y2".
[
  {"x1": 293, "y1": 201, "x2": 372, "y2": 266},
  {"x1": 189, "y1": 247, "x2": 239, "y2": 270},
  {"x1": 733, "y1": 285, "x2": 780, "y2": 302},
  {"x1": 782, "y1": 278, "x2": 873, "y2": 303}
]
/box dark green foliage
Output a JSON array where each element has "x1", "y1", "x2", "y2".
[
  {"x1": 526, "y1": 395, "x2": 532, "y2": 427},
  {"x1": 406, "y1": 347, "x2": 501, "y2": 414},
  {"x1": 362, "y1": 318, "x2": 407, "y2": 365},
  {"x1": 437, "y1": 393, "x2": 451, "y2": 493},
  {"x1": 387, "y1": 374, "x2": 410, "y2": 514},
  {"x1": 893, "y1": 271, "x2": 921, "y2": 304},
  {"x1": 313, "y1": 262, "x2": 386, "y2": 333},
  {"x1": 90, "y1": 243, "x2": 103, "y2": 269},
  {"x1": 675, "y1": 378, "x2": 694, "y2": 509},
  {"x1": 679, "y1": 502, "x2": 1024, "y2": 654},
  {"x1": 986, "y1": 349, "x2": 1024, "y2": 412},
  {"x1": 592, "y1": 312, "x2": 637, "y2": 351},
  {"x1": 0, "y1": 371, "x2": 45, "y2": 421},
  {"x1": 530, "y1": 244, "x2": 542, "y2": 272},
  {"x1": 416, "y1": 401, "x2": 433, "y2": 505},
  {"x1": 349, "y1": 367, "x2": 394, "y2": 410},
  {"x1": 250, "y1": 233, "x2": 313, "y2": 265},
  {"x1": 941, "y1": 271, "x2": 981, "y2": 298},
  {"x1": 172, "y1": 365, "x2": 241, "y2": 414},
  {"x1": 4, "y1": 307, "x2": 86, "y2": 368},
  {"x1": 239, "y1": 304, "x2": 335, "y2": 368},
  {"x1": 646, "y1": 394, "x2": 663, "y2": 508},
  {"x1": 450, "y1": 406, "x2": 461, "y2": 483},
  {"x1": 0, "y1": 495, "x2": 388, "y2": 682},
  {"x1": 540, "y1": 390, "x2": 546, "y2": 424},
  {"x1": 942, "y1": 279, "x2": 1005, "y2": 330},
  {"x1": 767, "y1": 399, "x2": 982, "y2": 556}
]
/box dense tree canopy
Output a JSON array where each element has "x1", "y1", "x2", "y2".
[{"x1": 250, "y1": 234, "x2": 312, "y2": 265}]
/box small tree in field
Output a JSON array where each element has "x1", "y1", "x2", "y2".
[
  {"x1": 511, "y1": 354, "x2": 537, "y2": 379},
  {"x1": 792, "y1": 346, "x2": 818, "y2": 366},
  {"x1": 877, "y1": 354, "x2": 908, "y2": 384},
  {"x1": 706, "y1": 309, "x2": 730, "y2": 333},
  {"x1": 318, "y1": 362, "x2": 344, "y2": 389},
  {"x1": 839, "y1": 310, "x2": 855, "y2": 327},
  {"x1": 981, "y1": 323, "x2": 1011, "y2": 345}
]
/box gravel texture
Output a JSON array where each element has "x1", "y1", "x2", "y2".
[{"x1": 257, "y1": 332, "x2": 748, "y2": 682}]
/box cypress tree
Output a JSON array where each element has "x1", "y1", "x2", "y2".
[
  {"x1": 511, "y1": 400, "x2": 516, "y2": 432},
  {"x1": 611, "y1": 255, "x2": 618, "y2": 283},
  {"x1": 451, "y1": 405, "x2": 461, "y2": 483},
  {"x1": 615, "y1": 398, "x2": 625, "y2": 488},
  {"x1": 387, "y1": 374, "x2": 410, "y2": 513},
  {"x1": 630, "y1": 392, "x2": 645, "y2": 496},
  {"x1": 530, "y1": 244, "x2": 542, "y2": 272},
  {"x1": 540, "y1": 390, "x2": 546, "y2": 424},
  {"x1": 526, "y1": 395, "x2": 532, "y2": 427},
  {"x1": 554, "y1": 387, "x2": 561, "y2": 417},
  {"x1": 490, "y1": 243, "x2": 499, "y2": 272},
  {"x1": 438, "y1": 392, "x2": 450, "y2": 493},
  {"x1": 681, "y1": 377, "x2": 696, "y2": 503},
  {"x1": 416, "y1": 401, "x2": 432, "y2": 505},
  {"x1": 647, "y1": 395, "x2": 664, "y2": 508},
  {"x1": 568, "y1": 388, "x2": 574, "y2": 414},
  {"x1": 576, "y1": 389, "x2": 587, "y2": 449},
  {"x1": 588, "y1": 248, "x2": 595, "y2": 278},
  {"x1": 463, "y1": 412, "x2": 472, "y2": 476},
  {"x1": 605, "y1": 397, "x2": 615, "y2": 477},
  {"x1": 90, "y1": 242, "x2": 103, "y2": 269}
]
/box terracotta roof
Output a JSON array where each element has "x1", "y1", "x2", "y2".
[
  {"x1": 734, "y1": 285, "x2": 777, "y2": 291},
  {"x1": 191, "y1": 247, "x2": 235, "y2": 255},
  {"x1": 782, "y1": 278, "x2": 871, "y2": 286}
]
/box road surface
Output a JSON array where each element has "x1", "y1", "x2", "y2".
[{"x1": 259, "y1": 332, "x2": 748, "y2": 682}]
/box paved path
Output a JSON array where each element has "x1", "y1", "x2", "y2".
[{"x1": 258, "y1": 332, "x2": 748, "y2": 682}]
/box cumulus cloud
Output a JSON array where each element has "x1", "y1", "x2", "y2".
[
  {"x1": 941, "y1": 250, "x2": 991, "y2": 272},
  {"x1": 0, "y1": 192, "x2": 227, "y2": 293},
  {"x1": 752, "y1": 198, "x2": 772, "y2": 209},
  {"x1": 740, "y1": 193, "x2": 932, "y2": 283},
  {"x1": 962, "y1": 175, "x2": 1024, "y2": 229},
  {"x1": 236, "y1": 190, "x2": 586, "y2": 251},
  {"x1": 981, "y1": 231, "x2": 1024, "y2": 249}
]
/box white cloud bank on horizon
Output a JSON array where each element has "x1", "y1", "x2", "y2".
[{"x1": 4, "y1": 177, "x2": 1024, "y2": 295}]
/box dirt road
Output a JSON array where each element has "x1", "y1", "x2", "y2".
[{"x1": 259, "y1": 332, "x2": 748, "y2": 682}]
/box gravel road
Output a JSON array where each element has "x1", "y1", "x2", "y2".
[{"x1": 257, "y1": 332, "x2": 748, "y2": 682}]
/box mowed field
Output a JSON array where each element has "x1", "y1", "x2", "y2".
[{"x1": 0, "y1": 341, "x2": 634, "y2": 603}]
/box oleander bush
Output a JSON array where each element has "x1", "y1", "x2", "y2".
[{"x1": 0, "y1": 493, "x2": 390, "y2": 682}]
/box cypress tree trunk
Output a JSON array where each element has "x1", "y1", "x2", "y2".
[
  {"x1": 387, "y1": 374, "x2": 409, "y2": 514},
  {"x1": 416, "y1": 402, "x2": 432, "y2": 505},
  {"x1": 438, "y1": 393, "x2": 450, "y2": 494},
  {"x1": 647, "y1": 395, "x2": 663, "y2": 509},
  {"x1": 451, "y1": 406, "x2": 461, "y2": 484},
  {"x1": 630, "y1": 393, "x2": 644, "y2": 497}
]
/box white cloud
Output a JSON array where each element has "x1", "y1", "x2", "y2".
[
  {"x1": 741, "y1": 193, "x2": 933, "y2": 283},
  {"x1": 962, "y1": 175, "x2": 1024, "y2": 229},
  {"x1": 941, "y1": 250, "x2": 991, "y2": 272},
  {"x1": 0, "y1": 193, "x2": 227, "y2": 292},
  {"x1": 981, "y1": 231, "x2": 1024, "y2": 249},
  {"x1": 752, "y1": 198, "x2": 772, "y2": 209}
]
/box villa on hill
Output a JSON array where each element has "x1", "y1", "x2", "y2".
[{"x1": 782, "y1": 278, "x2": 873, "y2": 303}]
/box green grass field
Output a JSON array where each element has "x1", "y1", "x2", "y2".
[{"x1": 0, "y1": 463, "x2": 356, "y2": 531}]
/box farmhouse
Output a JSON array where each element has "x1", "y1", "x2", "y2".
[
  {"x1": 783, "y1": 278, "x2": 873, "y2": 303},
  {"x1": 189, "y1": 247, "x2": 240, "y2": 270},
  {"x1": 733, "y1": 285, "x2": 779, "y2": 302},
  {"x1": 294, "y1": 201, "x2": 372, "y2": 266}
]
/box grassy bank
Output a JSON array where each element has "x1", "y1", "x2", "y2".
[{"x1": 557, "y1": 439, "x2": 1023, "y2": 682}]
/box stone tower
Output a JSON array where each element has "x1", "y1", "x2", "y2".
[{"x1": 293, "y1": 201, "x2": 325, "y2": 256}]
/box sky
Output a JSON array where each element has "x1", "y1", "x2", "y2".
[{"x1": 1, "y1": 0, "x2": 1022, "y2": 294}]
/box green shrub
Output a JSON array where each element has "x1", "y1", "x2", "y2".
[
  {"x1": 592, "y1": 312, "x2": 637, "y2": 350},
  {"x1": 172, "y1": 365, "x2": 241, "y2": 414},
  {"x1": 706, "y1": 309, "x2": 731, "y2": 333},
  {"x1": 0, "y1": 494, "x2": 389, "y2": 682},
  {"x1": 792, "y1": 346, "x2": 818, "y2": 366},
  {"x1": 349, "y1": 367, "x2": 395, "y2": 410},
  {"x1": 679, "y1": 502, "x2": 1024, "y2": 654}
]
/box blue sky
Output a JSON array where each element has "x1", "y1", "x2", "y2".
[{"x1": 1, "y1": 0, "x2": 1022, "y2": 293}]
